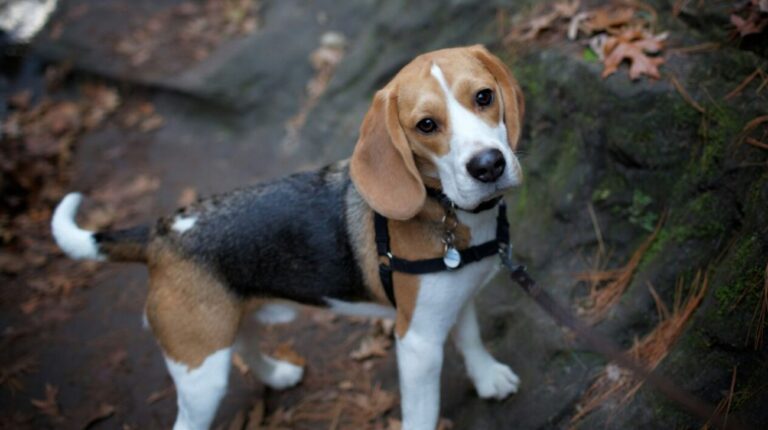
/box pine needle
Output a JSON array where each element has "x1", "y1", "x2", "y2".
[
  {"x1": 576, "y1": 213, "x2": 666, "y2": 323},
  {"x1": 571, "y1": 271, "x2": 709, "y2": 425}
]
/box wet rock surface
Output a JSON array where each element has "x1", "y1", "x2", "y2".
[{"x1": 1, "y1": 0, "x2": 766, "y2": 428}]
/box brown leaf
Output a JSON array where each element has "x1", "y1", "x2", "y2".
[
  {"x1": 232, "y1": 352, "x2": 250, "y2": 375},
  {"x1": 601, "y1": 29, "x2": 665, "y2": 80},
  {"x1": 365, "y1": 385, "x2": 397, "y2": 419},
  {"x1": 42, "y1": 101, "x2": 81, "y2": 136},
  {"x1": 584, "y1": 7, "x2": 635, "y2": 33},
  {"x1": 82, "y1": 403, "x2": 115, "y2": 429},
  {"x1": 244, "y1": 399, "x2": 265, "y2": 430},
  {"x1": 350, "y1": 334, "x2": 391, "y2": 361},
  {"x1": 177, "y1": 187, "x2": 198, "y2": 206},
  {"x1": 31, "y1": 384, "x2": 63, "y2": 422},
  {"x1": 553, "y1": 0, "x2": 580, "y2": 19},
  {"x1": 0, "y1": 356, "x2": 38, "y2": 393},
  {"x1": 271, "y1": 342, "x2": 306, "y2": 367},
  {"x1": 9, "y1": 90, "x2": 32, "y2": 110},
  {"x1": 146, "y1": 384, "x2": 175, "y2": 404},
  {"x1": 731, "y1": 1, "x2": 768, "y2": 37},
  {"x1": 227, "y1": 409, "x2": 247, "y2": 430},
  {"x1": 139, "y1": 114, "x2": 165, "y2": 132},
  {"x1": 0, "y1": 252, "x2": 28, "y2": 274}
]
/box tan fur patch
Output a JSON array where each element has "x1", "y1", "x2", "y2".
[
  {"x1": 346, "y1": 184, "x2": 390, "y2": 305},
  {"x1": 145, "y1": 241, "x2": 242, "y2": 369}
]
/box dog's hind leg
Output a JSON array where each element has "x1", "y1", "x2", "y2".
[
  {"x1": 163, "y1": 348, "x2": 232, "y2": 430},
  {"x1": 146, "y1": 249, "x2": 243, "y2": 430},
  {"x1": 235, "y1": 306, "x2": 304, "y2": 390}
]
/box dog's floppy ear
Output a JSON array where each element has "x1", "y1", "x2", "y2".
[
  {"x1": 350, "y1": 89, "x2": 425, "y2": 220},
  {"x1": 469, "y1": 45, "x2": 525, "y2": 150}
]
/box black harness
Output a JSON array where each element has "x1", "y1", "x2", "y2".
[{"x1": 373, "y1": 188, "x2": 510, "y2": 307}]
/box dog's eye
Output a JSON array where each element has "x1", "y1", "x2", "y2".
[
  {"x1": 476, "y1": 89, "x2": 493, "y2": 107},
  {"x1": 416, "y1": 118, "x2": 438, "y2": 134}
]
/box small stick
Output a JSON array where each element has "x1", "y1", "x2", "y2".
[{"x1": 669, "y1": 74, "x2": 706, "y2": 114}]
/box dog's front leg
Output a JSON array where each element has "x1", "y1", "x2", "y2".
[
  {"x1": 397, "y1": 330, "x2": 444, "y2": 430},
  {"x1": 453, "y1": 299, "x2": 519, "y2": 399}
]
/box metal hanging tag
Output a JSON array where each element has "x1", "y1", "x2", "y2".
[
  {"x1": 443, "y1": 246, "x2": 461, "y2": 269},
  {"x1": 441, "y1": 208, "x2": 461, "y2": 269}
]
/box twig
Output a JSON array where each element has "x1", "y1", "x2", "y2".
[
  {"x1": 669, "y1": 74, "x2": 706, "y2": 114},
  {"x1": 668, "y1": 42, "x2": 720, "y2": 55},
  {"x1": 587, "y1": 203, "x2": 606, "y2": 260},
  {"x1": 748, "y1": 263, "x2": 768, "y2": 349},
  {"x1": 745, "y1": 137, "x2": 768, "y2": 150},
  {"x1": 724, "y1": 68, "x2": 763, "y2": 100},
  {"x1": 724, "y1": 366, "x2": 738, "y2": 428},
  {"x1": 673, "y1": 0, "x2": 692, "y2": 17}
]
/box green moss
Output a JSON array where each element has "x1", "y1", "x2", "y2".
[
  {"x1": 669, "y1": 95, "x2": 701, "y2": 127},
  {"x1": 548, "y1": 129, "x2": 582, "y2": 195},
  {"x1": 628, "y1": 190, "x2": 658, "y2": 232},
  {"x1": 713, "y1": 234, "x2": 764, "y2": 313},
  {"x1": 513, "y1": 181, "x2": 529, "y2": 218},
  {"x1": 695, "y1": 105, "x2": 743, "y2": 179},
  {"x1": 511, "y1": 58, "x2": 546, "y2": 100},
  {"x1": 592, "y1": 173, "x2": 627, "y2": 205}
]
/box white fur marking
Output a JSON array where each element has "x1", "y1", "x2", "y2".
[
  {"x1": 164, "y1": 348, "x2": 231, "y2": 430},
  {"x1": 255, "y1": 355, "x2": 304, "y2": 389},
  {"x1": 453, "y1": 300, "x2": 519, "y2": 399},
  {"x1": 396, "y1": 209, "x2": 514, "y2": 429},
  {"x1": 254, "y1": 303, "x2": 298, "y2": 325},
  {"x1": 429, "y1": 64, "x2": 522, "y2": 210},
  {"x1": 51, "y1": 193, "x2": 105, "y2": 261},
  {"x1": 171, "y1": 215, "x2": 197, "y2": 234},
  {"x1": 325, "y1": 298, "x2": 396, "y2": 319}
]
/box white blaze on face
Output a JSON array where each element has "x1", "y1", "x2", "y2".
[{"x1": 428, "y1": 63, "x2": 522, "y2": 209}]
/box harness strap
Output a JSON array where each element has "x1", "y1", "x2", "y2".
[{"x1": 374, "y1": 201, "x2": 508, "y2": 308}]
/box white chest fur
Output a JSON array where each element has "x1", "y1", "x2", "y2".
[{"x1": 406, "y1": 207, "x2": 500, "y2": 341}]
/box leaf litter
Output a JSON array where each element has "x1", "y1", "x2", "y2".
[
  {"x1": 571, "y1": 272, "x2": 709, "y2": 425},
  {"x1": 0, "y1": 61, "x2": 172, "y2": 426},
  {"x1": 504, "y1": 0, "x2": 668, "y2": 80}
]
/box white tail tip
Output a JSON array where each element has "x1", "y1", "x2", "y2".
[{"x1": 51, "y1": 192, "x2": 104, "y2": 261}]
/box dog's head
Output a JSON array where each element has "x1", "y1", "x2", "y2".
[{"x1": 351, "y1": 45, "x2": 525, "y2": 220}]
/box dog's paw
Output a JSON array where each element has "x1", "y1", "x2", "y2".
[
  {"x1": 261, "y1": 356, "x2": 304, "y2": 390},
  {"x1": 471, "y1": 361, "x2": 520, "y2": 400}
]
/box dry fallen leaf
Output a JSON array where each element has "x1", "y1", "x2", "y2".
[
  {"x1": 600, "y1": 29, "x2": 666, "y2": 80},
  {"x1": 271, "y1": 342, "x2": 306, "y2": 367},
  {"x1": 146, "y1": 384, "x2": 175, "y2": 404},
  {"x1": 232, "y1": 352, "x2": 250, "y2": 375},
  {"x1": 0, "y1": 356, "x2": 38, "y2": 394},
  {"x1": 227, "y1": 410, "x2": 247, "y2": 430},
  {"x1": 83, "y1": 403, "x2": 116, "y2": 429},
  {"x1": 244, "y1": 399, "x2": 265, "y2": 430},
  {"x1": 731, "y1": 0, "x2": 768, "y2": 37},
  {"x1": 350, "y1": 334, "x2": 391, "y2": 361},
  {"x1": 584, "y1": 7, "x2": 635, "y2": 33},
  {"x1": 177, "y1": 187, "x2": 198, "y2": 206},
  {"x1": 30, "y1": 384, "x2": 63, "y2": 422}
]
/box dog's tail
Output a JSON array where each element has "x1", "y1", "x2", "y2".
[{"x1": 52, "y1": 193, "x2": 149, "y2": 263}]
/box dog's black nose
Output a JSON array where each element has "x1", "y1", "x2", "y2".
[{"x1": 466, "y1": 149, "x2": 505, "y2": 183}]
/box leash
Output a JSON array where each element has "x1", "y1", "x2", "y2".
[
  {"x1": 498, "y1": 247, "x2": 749, "y2": 430},
  {"x1": 374, "y1": 190, "x2": 748, "y2": 428}
]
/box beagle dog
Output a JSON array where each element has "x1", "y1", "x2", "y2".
[{"x1": 51, "y1": 45, "x2": 525, "y2": 430}]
